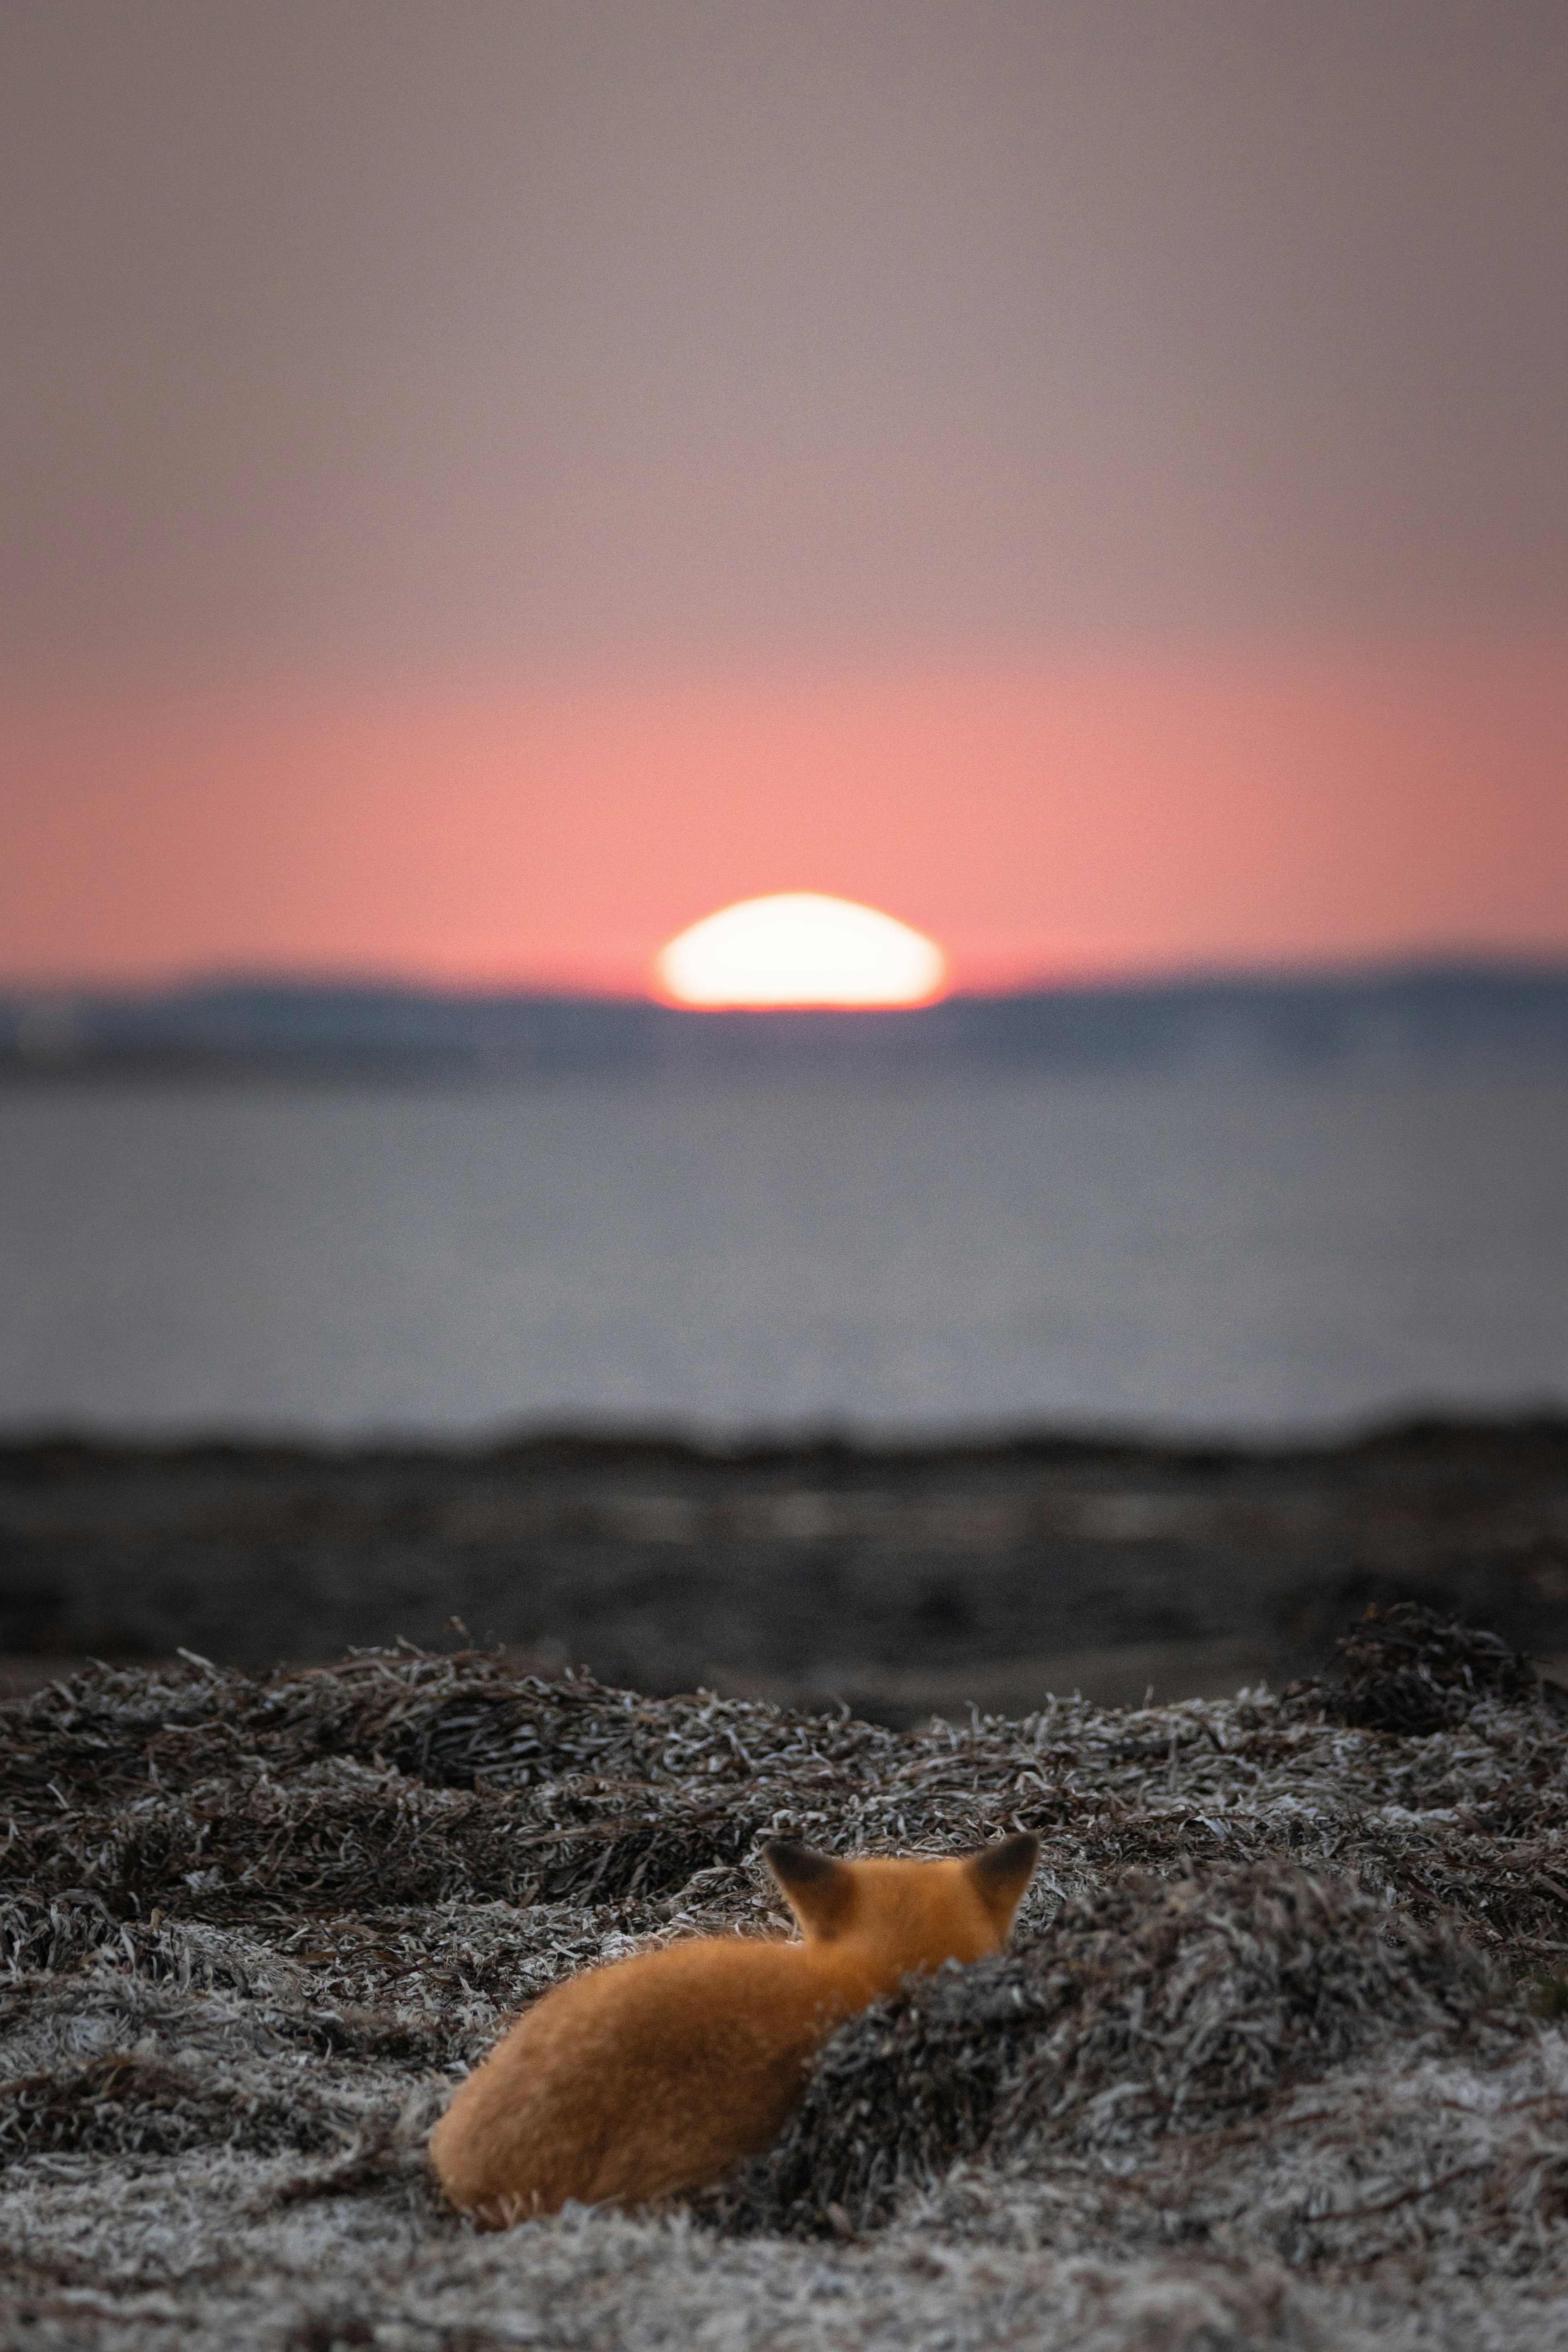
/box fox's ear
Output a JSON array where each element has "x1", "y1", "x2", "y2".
[
  {"x1": 967, "y1": 1832, "x2": 1040, "y2": 1930},
  {"x1": 763, "y1": 1840, "x2": 855, "y2": 1939}
]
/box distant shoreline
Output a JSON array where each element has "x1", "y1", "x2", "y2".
[
  {"x1": 4, "y1": 1405, "x2": 1566, "y2": 1470},
  {"x1": 4, "y1": 960, "x2": 1566, "y2": 1081}
]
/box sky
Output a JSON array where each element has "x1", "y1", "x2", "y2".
[{"x1": 3, "y1": 0, "x2": 1565, "y2": 993}]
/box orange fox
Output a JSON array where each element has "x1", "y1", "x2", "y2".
[{"x1": 429, "y1": 1831, "x2": 1039, "y2": 2223}]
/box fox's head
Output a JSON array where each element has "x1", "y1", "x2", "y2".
[{"x1": 762, "y1": 1833, "x2": 1039, "y2": 1973}]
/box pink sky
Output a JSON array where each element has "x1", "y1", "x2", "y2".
[
  {"x1": 7, "y1": 7, "x2": 1566, "y2": 999},
  {"x1": 4, "y1": 634, "x2": 1565, "y2": 998}
]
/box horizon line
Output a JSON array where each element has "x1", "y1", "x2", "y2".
[{"x1": 4, "y1": 945, "x2": 1568, "y2": 1008}]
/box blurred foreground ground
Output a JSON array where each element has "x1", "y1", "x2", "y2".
[{"x1": 3, "y1": 1418, "x2": 1566, "y2": 1718}]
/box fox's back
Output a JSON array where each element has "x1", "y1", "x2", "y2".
[{"x1": 429, "y1": 1935, "x2": 837, "y2": 2219}]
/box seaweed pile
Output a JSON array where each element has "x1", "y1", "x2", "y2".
[{"x1": 6, "y1": 1611, "x2": 1568, "y2": 2348}]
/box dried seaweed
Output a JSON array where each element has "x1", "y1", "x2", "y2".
[
  {"x1": 5, "y1": 1637, "x2": 1568, "y2": 2348},
  {"x1": 1316, "y1": 1601, "x2": 1553, "y2": 1733},
  {"x1": 0, "y1": 2049, "x2": 345, "y2": 2163}
]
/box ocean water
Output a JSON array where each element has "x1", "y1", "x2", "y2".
[{"x1": 1, "y1": 1067, "x2": 1565, "y2": 1441}]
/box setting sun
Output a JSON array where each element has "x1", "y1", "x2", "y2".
[{"x1": 653, "y1": 893, "x2": 948, "y2": 1008}]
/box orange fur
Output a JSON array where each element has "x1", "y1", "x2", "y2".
[{"x1": 428, "y1": 1832, "x2": 1039, "y2": 2224}]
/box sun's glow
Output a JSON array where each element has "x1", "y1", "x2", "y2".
[{"x1": 654, "y1": 893, "x2": 948, "y2": 1008}]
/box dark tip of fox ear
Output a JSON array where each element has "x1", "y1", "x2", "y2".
[
  {"x1": 762, "y1": 1838, "x2": 839, "y2": 1889},
  {"x1": 971, "y1": 1831, "x2": 1040, "y2": 1888},
  {"x1": 764, "y1": 1839, "x2": 855, "y2": 1938}
]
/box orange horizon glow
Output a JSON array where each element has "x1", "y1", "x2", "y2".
[{"x1": 3, "y1": 637, "x2": 1566, "y2": 999}]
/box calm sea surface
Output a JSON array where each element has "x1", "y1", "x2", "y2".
[{"x1": 2, "y1": 1068, "x2": 1565, "y2": 1441}]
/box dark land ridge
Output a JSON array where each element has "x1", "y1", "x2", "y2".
[
  {"x1": 4, "y1": 959, "x2": 1567, "y2": 1080},
  {"x1": 4, "y1": 1415, "x2": 1567, "y2": 1718}
]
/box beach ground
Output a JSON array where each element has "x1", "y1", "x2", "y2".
[{"x1": 3, "y1": 1416, "x2": 1566, "y2": 1717}]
